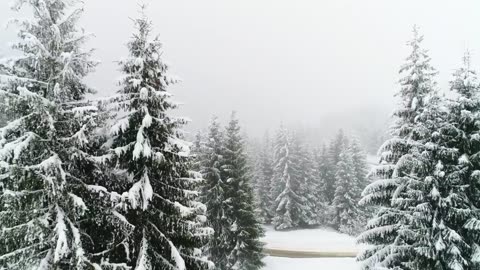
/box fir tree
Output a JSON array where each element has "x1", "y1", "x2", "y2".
[
  {"x1": 0, "y1": 0, "x2": 105, "y2": 268},
  {"x1": 400, "y1": 52, "x2": 480, "y2": 270},
  {"x1": 313, "y1": 144, "x2": 332, "y2": 224},
  {"x1": 350, "y1": 138, "x2": 369, "y2": 196},
  {"x1": 446, "y1": 52, "x2": 480, "y2": 270},
  {"x1": 292, "y1": 136, "x2": 319, "y2": 227},
  {"x1": 199, "y1": 116, "x2": 230, "y2": 269},
  {"x1": 326, "y1": 129, "x2": 348, "y2": 203},
  {"x1": 255, "y1": 133, "x2": 275, "y2": 224},
  {"x1": 106, "y1": 14, "x2": 212, "y2": 270},
  {"x1": 222, "y1": 113, "x2": 265, "y2": 270},
  {"x1": 332, "y1": 144, "x2": 363, "y2": 235},
  {"x1": 358, "y1": 26, "x2": 439, "y2": 269},
  {"x1": 270, "y1": 126, "x2": 303, "y2": 230}
]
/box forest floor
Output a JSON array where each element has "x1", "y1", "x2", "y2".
[{"x1": 261, "y1": 226, "x2": 361, "y2": 270}]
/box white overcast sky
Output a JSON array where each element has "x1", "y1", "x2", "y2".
[{"x1": 1, "y1": 0, "x2": 480, "y2": 136}]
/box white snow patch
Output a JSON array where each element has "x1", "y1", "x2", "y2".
[{"x1": 262, "y1": 225, "x2": 360, "y2": 253}]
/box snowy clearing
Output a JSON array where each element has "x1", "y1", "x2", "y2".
[
  {"x1": 262, "y1": 226, "x2": 360, "y2": 253},
  {"x1": 262, "y1": 226, "x2": 361, "y2": 269}
]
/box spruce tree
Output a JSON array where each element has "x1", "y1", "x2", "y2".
[
  {"x1": 358, "y1": 26, "x2": 439, "y2": 269},
  {"x1": 350, "y1": 137, "x2": 369, "y2": 197},
  {"x1": 326, "y1": 129, "x2": 348, "y2": 203},
  {"x1": 400, "y1": 52, "x2": 480, "y2": 270},
  {"x1": 222, "y1": 113, "x2": 265, "y2": 270},
  {"x1": 332, "y1": 144, "x2": 362, "y2": 235},
  {"x1": 106, "y1": 14, "x2": 212, "y2": 270},
  {"x1": 292, "y1": 136, "x2": 319, "y2": 227},
  {"x1": 270, "y1": 126, "x2": 303, "y2": 230},
  {"x1": 255, "y1": 133, "x2": 275, "y2": 224},
  {"x1": 313, "y1": 144, "x2": 332, "y2": 224},
  {"x1": 0, "y1": 0, "x2": 106, "y2": 268},
  {"x1": 199, "y1": 116, "x2": 230, "y2": 269}
]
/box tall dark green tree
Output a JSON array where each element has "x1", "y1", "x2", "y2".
[
  {"x1": 106, "y1": 14, "x2": 212, "y2": 270},
  {"x1": 222, "y1": 113, "x2": 265, "y2": 270},
  {"x1": 199, "y1": 116, "x2": 230, "y2": 269}
]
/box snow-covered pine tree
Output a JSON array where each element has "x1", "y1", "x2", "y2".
[
  {"x1": 106, "y1": 14, "x2": 212, "y2": 270},
  {"x1": 399, "y1": 90, "x2": 472, "y2": 270},
  {"x1": 358, "y1": 26, "x2": 439, "y2": 269},
  {"x1": 222, "y1": 112, "x2": 265, "y2": 270},
  {"x1": 255, "y1": 132, "x2": 275, "y2": 224},
  {"x1": 292, "y1": 136, "x2": 319, "y2": 227},
  {"x1": 350, "y1": 137, "x2": 369, "y2": 201},
  {"x1": 326, "y1": 129, "x2": 348, "y2": 203},
  {"x1": 191, "y1": 130, "x2": 205, "y2": 172},
  {"x1": 313, "y1": 144, "x2": 332, "y2": 224},
  {"x1": 401, "y1": 52, "x2": 480, "y2": 270},
  {"x1": 332, "y1": 143, "x2": 363, "y2": 235},
  {"x1": 0, "y1": 0, "x2": 108, "y2": 268},
  {"x1": 199, "y1": 116, "x2": 230, "y2": 269},
  {"x1": 270, "y1": 126, "x2": 303, "y2": 230}
]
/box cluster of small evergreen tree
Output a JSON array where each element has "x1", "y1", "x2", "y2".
[
  {"x1": 193, "y1": 113, "x2": 265, "y2": 270},
  {"x1": 253, "y1": 126, "x2": 369, "y2": 234},
  {"x1": 358, "y1": 26, "x2": 480, "y2": 270},
  {"x1": 0, "y1": 1, "x2": 236, "y2": 269}
]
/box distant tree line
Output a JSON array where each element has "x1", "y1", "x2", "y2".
[{"x1": 250, "y1": 127, "x2": 370, "y2": 235}]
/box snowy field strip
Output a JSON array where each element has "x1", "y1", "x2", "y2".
[
  {"x1": 263, "y1": 256, "x2": 359, "y2": 270},
  {"x1": 262, "y1": 226, "x2": 360, "y2": 253}
]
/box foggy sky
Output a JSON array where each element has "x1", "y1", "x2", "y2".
[{"x1": 1, "y1": 0, "x2": 480, "y2": 137}]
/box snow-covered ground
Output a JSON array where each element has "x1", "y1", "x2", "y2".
[
  {"x1": 262, "y1": 226, "x2": 361, "y2": 269},
  {"x1": 262, "y1": 225, "x2": 359, "y2": 253},
  {"x1": 264, "y1": 257, "x2": 358, "y2": 270}
]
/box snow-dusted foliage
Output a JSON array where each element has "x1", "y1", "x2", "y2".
[
  {"x1": 222, "y1": 113, "x2": 265, "y2": 270},
  {"x1": 292, "y1": 137, "x2": 320, "y2": 227},
  {"x1": 332, "y1": 143, "x2": 365, "y2": 235},
  {"x1": 313, "y1": 144, "x2": 332, "y2": 222},
  {"x1": 104, "y1": 14, "x2": 212, "y2": 270},
  {"x1": 358, "y1": 26, "x2": 440, "y2": 269},
  {"x1": 326, "y1": 129, "x2": 348, "y2": 203},
  {"x1": 0, "y1": 0, "x2": 103, "y2": 269},
  {"x1": 270, "y1": 127, "x2": 305, "y2": 230},
  {"x1": 199, "y1": 116, "x2": 230, "y2": 269},
  {"x1": 254, "y1": 133, "x2": 275, "y2": 224}
]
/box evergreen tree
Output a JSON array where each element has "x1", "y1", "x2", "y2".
[
  {"x1": 199, "y1": 116, "x2": 230, "y2": 270},
  {"x1": 350, "y1": 137, "x2": 369, "y2": 201},
  {"x1": 358, "y1": 26, "x2": 439, "y2": 269},
  {"x1": 293, "y1": 136, "x2": 319, "y2": 227},
  {"x1": 222, "y1": 113, "x2": 265, "y2": 270},
  {"x1": 326, "y1": 129, "x2": 348, "y2": 203},
  {"x1": 106, "y1": 14, "x2": 212, "y2": 270},
  {"x1": 332, "y1": 144, "x2": 363, "y2": 235},
  {"x1": 313, "y1": 144, "x2": 332, "y2": 224},
  {"x1": 270, "y1": 126, "x2": 303, "y2": 230},
  {"x1": 0, "y1": 0, "x2": 106, "y2": 268},
  {"x1": 400, "y1": 52, "x2": 480, "y2": 270},
  {"x1": 255, "y1": 132, "x2": 275, "y2": 224}
]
